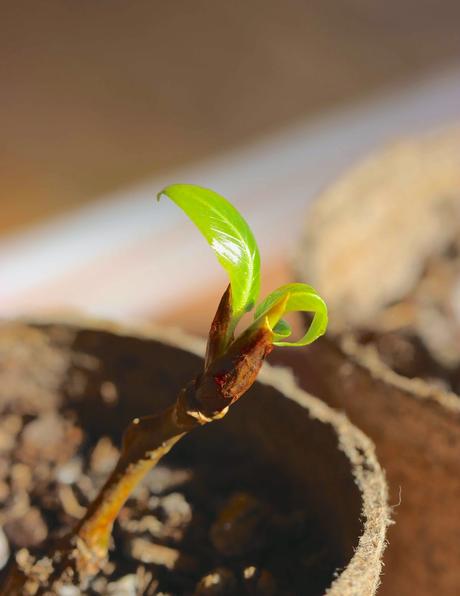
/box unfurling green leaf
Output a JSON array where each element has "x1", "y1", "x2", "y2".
[
  {"x1": 273, "y1": 319, "x2": 292, "y2": 338},
  {"x1": 157, "y1": 184, "x2": 260, "y2": 323},
  {"x1": 255, "y1": 283, "x2": 328, "y2": 346}
]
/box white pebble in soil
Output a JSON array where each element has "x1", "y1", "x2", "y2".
[
  {"x1": 0, "y1": 527, "x2": 10, "y2": 570},
  {"x1": 194, "y1": 567, "x2": 238, "y2": 596},
  {"x1": 57, "y1": 585, "x2": 81, "y2": 596},
  {"x1": 146, "y1": 465, "x2": 192, "y2": 495},
  {"x1": 56, "y1": 457, "x2": 83, "y2": 485},
  {"x1": 107, "y1": 574, "x2": 138, "y2": 595}
]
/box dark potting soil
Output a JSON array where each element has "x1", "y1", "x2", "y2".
[{"x1": 0, "y1": 387, "x2": 338, "y2": 595}]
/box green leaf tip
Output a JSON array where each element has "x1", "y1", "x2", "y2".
[
  {"x1": 255, "y1": 283, "x2": 328, "y2": 347},
  {"x1": 158, "y1": 184, "x2": 261, "y2": 323}
]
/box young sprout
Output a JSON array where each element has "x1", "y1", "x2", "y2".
[{"x1": 4, "y1": 184, "x2": 327, "y2": 593}]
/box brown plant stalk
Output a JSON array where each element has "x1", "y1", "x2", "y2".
[{"x1": 3, "y1": 288, "x2": 274, "y2": 593}]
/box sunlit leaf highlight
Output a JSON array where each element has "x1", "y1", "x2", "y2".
[{"x1": 158, "y1": 184, "x2": 260, "y2": 323}]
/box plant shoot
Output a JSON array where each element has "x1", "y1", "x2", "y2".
[{"x1": 3, "y1": 184, "x2": 327, "y2": 593}]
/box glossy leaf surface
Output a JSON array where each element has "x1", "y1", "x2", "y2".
[
  {"x1": 255, "y1": 283, "x2": 328, "y2": 346},
  {"x1": 158, "y1": 184, "x2": 260, "y2": 321}
]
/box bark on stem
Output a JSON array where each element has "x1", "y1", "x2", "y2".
[
  {"x1": 1, "y1": 388, "x2": 203, "y2": 594},
  {"x1": 2, "y1": 323, "x2": 273, "y2": 593},
  {"x1": 75, "y1": 391, "x2": 200, "y2": 564}
]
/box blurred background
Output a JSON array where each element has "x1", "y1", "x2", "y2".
[{"x1": 2, "y1": 0, "x2": 460, "y2": 335}]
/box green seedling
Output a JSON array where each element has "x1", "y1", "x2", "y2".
[{"x1": 4, "y1": 184, "x2": 327, "y2": 593}]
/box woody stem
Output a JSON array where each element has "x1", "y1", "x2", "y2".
[{"x1": 74, "y1": 387, "x2": 201, "y2": 562}]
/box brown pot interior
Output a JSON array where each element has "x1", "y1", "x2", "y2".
[
  {"x1": 273, "y1": 337, "x2": 460, "y2": 596},
  {"x1": 291, "y1": 125, "x2": 460, "y2": 596},
  {"x1": 0, "y1": 321, "x2": 387, "y2": 595}
]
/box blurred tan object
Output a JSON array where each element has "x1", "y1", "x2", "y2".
[
  {"x1": 2, "y1": 1, "x2": 460, "y2": 234},
  {"x1": 296, "y1": 125, "x2": 460, "y2": 389},
  {"x1": 296, "y1": 125, "x2": 460, "y2": 332},
  {"x1": 285, "y1": 126, "x2": 460, "y2": 595},
  {"x1": 273, "y1": 335, "x2": 460, "y2": 596},
  {"x1": 0, "y1": 318, "x2": 389, "y2": 595},
  {"x1": 2, "y1": 73, "x2": 460, "y2": 325}
]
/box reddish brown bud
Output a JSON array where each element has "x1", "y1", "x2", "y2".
[
  {"x1": 195, "y1": 324, "x2": 274, "y2": 418},
  {"x1": 205, "y1": 285, "x2": 233, "y2": 370}
]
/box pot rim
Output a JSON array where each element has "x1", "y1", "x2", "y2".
[
  {"x1": 8, "y1": 314, "x2": 389, "y2": 596},
  {"x1": 339, "y1": 334, "x2": 460, "y2": 414}
]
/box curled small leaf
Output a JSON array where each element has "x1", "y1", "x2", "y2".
[
  {"x1": 255, "y1": 283, "x2": 328, "y2": 346},
  {"x1": 273, "y1": 319, "x2": 292, "y2": 339}
]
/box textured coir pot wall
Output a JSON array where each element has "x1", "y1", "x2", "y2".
[
  {"x1": 0, "y1": 320, "x2": 388, "y2": 595},
  {"x1": 288, "y1": 126, "x2": 460, "y2": 596}
]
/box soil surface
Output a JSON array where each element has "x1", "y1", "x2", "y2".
[{"x1": 0, "y1": 327, "x2": 338, "y2": 595}]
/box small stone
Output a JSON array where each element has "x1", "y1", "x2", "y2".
[
  {"x1": 100, "y1": 381, "x2": 119, "y2": 405},
  {"x1": 91, "y1": 577, "x2": 108, "y2": 593},
  {"x1": 15, "y1": 547, "x2": 33, "y2": 569},
  {"x1": 147, "y1": 495, "x2": 161, "y2": 509},
  {"x1": 4, "y1": 507, "x2": 48, "y2": 548},
  {"x1": 103, "y1": 560, "x2": 116, "y2": 576},
  {"x1": 58, "y1": 485, "x2": 86, "y2": 519},
  {"x1": 6, "y1": 490, "x2": 30, "y2": 520},
  {"x1": 72, "y1": 352, "x2": 100, "y2": 371},
  {"x1": 160, "y1": 492, "x2": 192, "y2": 524},
  {"x1": 131, "y1": 483, "x2": 150, "y2": 503},
  {"x1": 56, "y1": 457, "x2": 83, "y2": 485},
  {"x1": 146, "y1": 465, "x2": 192, "y2": 495},
  {"x1": 66, "y1": 370, "x2": 89, "y2": 396},
  {"x1": 20, "y1": 414, "x2": 83, "y2": 464},
  {"x1": 90, "y1": 437, "x2": 119, "y2": 476},
  {"x1": 2, "y1": 415, "x2": 22, "y2": 436},
  {"x1": 195, "y1": 567, "x2": 238, "y2": 595},
  {"x1": 210, "y1": 493, "x2": 270, "y2": 557},
  {"x1": 34, "y1": 461, "x2": 52, "y2": 483},
  {"x1": 0, "y1": 429, "x2": 14, "y2": 453},
  {"x1": 30, "y1": 555, "x2": 55, "y2": 583},
  {"x1": 107, "y1": 574, "x2": 138, "y2": 595},
  {"x1": 150, "y1": 492, "x2": 193, "y2": 542},
  {"x1": 135, "y1": 566, "x2": 159, "y2": 595},
  {"x1": 127, "y1": 537, "x2": 197, "y2": 573},
  {"x1": 0, "y1": 527, "x2": 10, "y2": 570},
  {"x1": 11, "y1": 463, "x2": 32, "y2": 491},
  {"x1": 57, "y1": 585, "x2": 81, "y2": 596},
  {"x1": 242, "y1": 566, "x2": 277, "y2": 595},
  {"x1": 0, "y1": 416, "x2": 22, "y2": 453},
  {"x1": 120, "y1": 514, "x2": 163, "y2": 537}
]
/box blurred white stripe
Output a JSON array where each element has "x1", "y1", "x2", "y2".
[{"x1": 1, "y1": 67, "x2": 460, "y2": 319}]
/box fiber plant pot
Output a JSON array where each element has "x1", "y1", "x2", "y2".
[
  {"x1": 0, "y1": 319, "x2": 388, "y2": 595},
  {"x1": 288, "y1": 125, "x2": 460, "y2": 595}
]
